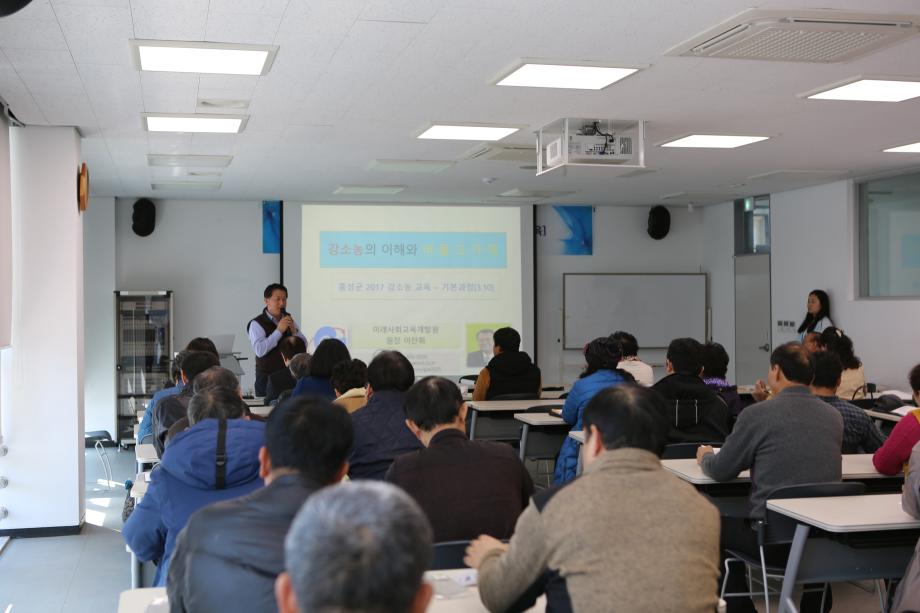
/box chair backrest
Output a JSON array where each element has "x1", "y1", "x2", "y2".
[
  {"x1": 661, "y1": 442, "x2": 721, "y2": 460},
  {"x1": 430, "y1": 540, "x2": 470, "y2": 570},
  {"x1": 763, "y1": 482, "x2": 866, "y2": 544},
  {"x1": 459, "y1": 375, "x2": 478, "y2": 385},
  {"x1": 490, "y1": 392, "x2": 539, "y2": 401}
]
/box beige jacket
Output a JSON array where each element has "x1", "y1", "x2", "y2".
[
  {"x1": 333, "y1": 387, "x2": 367, "y2": 414},
  {"x1": 478, "y1": 448, "x2": 720, "y2": 613},
  {"x1": 837, "y1": 365, "x2": 866, "y2": 400}
]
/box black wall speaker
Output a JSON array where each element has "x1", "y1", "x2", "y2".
[
  {"x1": 132, "y1": 199, "x2": 156, "y2": 237},
  {"x1": 647, "y1": 205, "x2": 671, "y2": 240},
  {"x1": 1, "y1": 1, "x2": 35, "y2": 17}
]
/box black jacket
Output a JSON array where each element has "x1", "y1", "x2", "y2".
[
  {"x1": 167, "y1": 474, "x2": 321, "y2": 613},
  {"x1": 385, "y1": 429, "x2": 534, "y2": 542},
  {"x1": 651, "y1": 374, "x2": 730, "y2": 444},
  {"x1": 153, "y1": 386, "x2": 193, "y2": 457},
  {"x1": 485, "y1": 351, "x2": 541, "y2": 399},
  {"x1": 264, "y1": 368, "x2": 296, "y2": 405}
]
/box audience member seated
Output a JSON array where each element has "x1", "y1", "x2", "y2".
[
  {"x1": 386, "y1": 376, "x2": 533, "y2": 541},
  {"x1": 652, "y1": 338, "x2": 730, "y2": 444},
  {"x1": 803, "y1": 331, "x2": 822, "y2": 354},
  {"x1": 331, "y1": 359, "x2": 368, "y2": 413},
  {"x1": 275, "y1": 482, "x2": 433, "y2": 613},
  {"x1": 701, "y1": 342, "x2": 742, "y2": 418},
  {"x1": 264, "y1": 336, "x2": 307, "y2": 405},
  {"x1": 152, "y1": 350, "x2": 220, "y2": 456},
  {"x1": 465, "y1": 385, "x2": 720, "y2": 613},
  {"x1": 891, "y1": 441, "x2": 920, "y2": 611},
  {"x1": 276, "y1": 353, "x2": 310, "y2": 406},
  {"x1": 291, "y1": 338, "x2": 350, "y2": 400},
  {"x1": 472, "y1": 327, "x2": 541, "y2": 401},
  {"x1": 611, "y1": 330, "x2": 654, "y2": 386},
  {"x1": 554, "y1": 336, "x2": 634, "y2": 484},
  {"x1": 698, "y1": 342, "x2": 842, "y2": 613},
  {"x1": 349, "y1": 351, "x2": 422, "y2": 479},
  {"x1": 137, "y1": 337, "x2": 217, "y2": 443},
  {"x1": 872, "y1": 364, "x2": 920, "y2": 476},
  {"x1": 820, "y1": 327, "x2": 865, "y2": 400},
  {"x1": 164, "y1": 366, "x2": 244, "y2": 447},
  {"x1": 168, "y1": 396, "x2": 353, "y2": 612},
  {"x1": 811, "y1": 352, "x2": 885, "y2": 454},
  {"x1": 124, "y1": 387, "x2": 264, "y2": 586}
]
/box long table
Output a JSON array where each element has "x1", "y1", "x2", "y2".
[
  {"x1": 466, "y1": 400, "x2": 563, "y2": 440},
  {"x1": 134, "y1": 443, "x2": 158, "y2": 474},
  {"x1": 514, "y1": 413, "x2": 567, "y2": 461},
  {"x1": 768, "y1": 494, "x2": 920, "y2": 613}
]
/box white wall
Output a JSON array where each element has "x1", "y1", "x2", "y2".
[
  {"x1": 536, "y1": 205, "x2": 706, "y2": 385},
  {"x1": 83, "y1": 197, "x2": 116, "y2": 436},
  {"x1": 114, "y1": 199, "x2": 279, "y2": 393},
  {"x1": 1, "y1": 126, "x2": 84, "y2": 531},
  {"x1": 771, "y1": 180, "x2": 920, "y2": 389},
  {"x1": 702, "y1": 201, "x2": 737, "y2": 382},
  {"x1": 0, "y1": 118, "x2": 11, "y2": 349}
]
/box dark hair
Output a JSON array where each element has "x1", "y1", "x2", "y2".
[
  {"x1": 188, "y1": 387, "x2": 248, "y2": 425},
  {"x1": 701, "y1": 342, "x2": 729, "y2": 379},
  {"x1": 279, "y1": 335, "x2": 307, "y2": 361},
  {"x1": 192, "y1": 366, "x2": 239, "y2": 394},
  {"x1": 819, "y1": 327, "x2": 861, "y2": 370},
  {"x1": 909, "y1": 364, "x2": 920, "y2": 394},
  {"x1": 266, "y1": 396, "x2": 354, "y2": 484},
  {"x1": 493, "y1": 327, "x2": 521, "y2": 352},
  {"x1": 185, "y1": 337, "x2": 219, "y2": 357},
  {"x1": 170, "y1": 352, "x2": 185, "y2": 383},
  {"x1": 264, "y1": 283, "x2": 288, "y2": 299},
  {"x1": 581, "y1": 337, "x2": 624, "y2": 378},
  {"x1": 367, "y1": 351, "x2": 415, "y2": 392},
  {"x1": 331, "y1": 359, "x2": 368, "y2": 394},
  {"x1": 610, "y1": 331, "x2": 639, "y2": 358},
  {"x1": 812, "y1": 351, "x2": 843, "y2": 390},
  {"x1": 181, "y1": 351, "x2": 221, "y2": 382},
  {"x1": 289, "y1": 353, "x2": 311, "y2": 379},
  {"x1": 309, "y1": 338, "x2": 351, "y2": 379},
  {"x1": 770, "y1": 342, "x2": 815, "y2": 386},
  {"x1": 667, "y1": 337, "x2": 704, "y2": 376},
  {"x1": 582, "y1": 385, "x2": 669, "y2": 456},
  {"x1": 797, "y1": 289, "x2": 831, "y2": 334},
  {"x1": 404, "y1": 376, "x2": 462, "y2": 431}
]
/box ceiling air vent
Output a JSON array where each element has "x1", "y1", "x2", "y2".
[
  {"x1": 666, "y1": 9, "x2": 920, "y2": 63},
  {"x1": 462, "y1": 143, "x2": 535, "y2": 162}
]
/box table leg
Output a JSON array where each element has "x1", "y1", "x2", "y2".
[
  {"x1": 576, "y1": 441, "x2": 583, "y2": 476},
  {"x1": 778, "y1": 524, "x2": 811, "y2": 613},
  {"x1": 469, "y1": 410, "x2": 478, "y2": 440},
  {"x1": 130, "y1": 548, "x2": 141, "y2": 589},
  {"x1": 519, "y1": 424, "x2": 530, "y2": 461}
]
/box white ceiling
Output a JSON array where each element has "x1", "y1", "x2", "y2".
[{"x1": 2, "y1": 0, "x2": 920, "y2": 205}]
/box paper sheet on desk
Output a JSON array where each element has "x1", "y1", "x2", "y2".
[
  {"x1": 145, "y1": 596, "x2": 168, "y2": 613},
  {"x1": 893, "y1": 405, "x2": 916, "y2": 417}
]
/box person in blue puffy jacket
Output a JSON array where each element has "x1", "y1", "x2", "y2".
[{"x1": 553, "y1": 337, "x2": 634, "y2": 484}]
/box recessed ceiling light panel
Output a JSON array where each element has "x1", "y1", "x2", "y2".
[
  {"x1": 496, "y1": 60, "x2": 642, "y2": 90},
  {"x1": 144, "y1": 113, "x2": 247, "y2": 134},
  {"x1": 803, "y1": 77, "x2": 920, "y2": 102},
  {"x1": 660, "y1": 134, "x2": 769, "y2": 149},
  {"x1": 152, "y1": 181, "x2": 222, "y2": 191},
  {"x1": 368, "y1": 159, "x2": 455, "y2": 173},
  {"x1": 884, "y1": 141, "x2": 920, "y2": 153},
  {"x1": 333, "y1": 185, "x2": 407, "y2": 195},
  {"x1": 131, "y1": 39, "x2": 278, "y2": 76},
  {"x1": 147, "y1": 154, "x2": 233, "y2": 167},
  {"x1": 418, "y1": 123, "x2": 520, "y2": 141}
]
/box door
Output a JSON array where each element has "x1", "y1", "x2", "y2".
[{"x1": 734, "y1": 254, "x2": 771, "y2": 385}]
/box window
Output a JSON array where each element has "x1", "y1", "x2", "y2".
[
  {"x1": 858, "y1": 171, "x2": 920, "y2": 297},
  {"x1": 734, "y1": 195, "x2": 770, "y2": 255}
]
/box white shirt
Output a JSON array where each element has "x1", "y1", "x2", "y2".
[{"x1": 617, "y1": 358, "x2": 654, "y2": 387}]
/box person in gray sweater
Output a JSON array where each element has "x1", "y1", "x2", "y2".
[
  {"x1": 697, "y1": 342, "x2": 843, "y2": 613},
  {"x1": 465, "y1": 385, "x2": 721, "y2": 613}
]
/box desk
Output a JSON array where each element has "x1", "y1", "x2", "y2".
[
  {"x1": 865, "y1": 409, "x2": 902, "y2": 423},
  {"x1": 128, "y1": 471, "x2": 151, "y2": 588},
  {"x1": 425, "y1": 569, "x2": 545, "y2": 612},
  {"x1": 467, "y1": 400, "x2": 562, "y2": 440},
  {"x1": 768, "y1": 494, "x2": 920, "y2": 613},
  {"x1": 131, "y1": 471, "x2": 150, "y2": 500},
  {"x1": 248, "y1": 404, "x2": 272, "y2": 417},
  {"x1": 664, "y1": 454, "x2": 896, "y2": 487},
  {"x1": 243, "y1": 397, "x2": 265, "y2": 406},
  {"x1": 135, "y1": 443, "x2": 158, "y2": 474},
  {"x1": 514, "y1": 413, "x2": 566, "y2": 461},
  {"x1": 118, "y1": 588, "x2": 167, "y2": 613}
]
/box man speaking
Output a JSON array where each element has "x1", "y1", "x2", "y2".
[{"x1": 248, "y1": 283, "x2": 307, "y2": 396}]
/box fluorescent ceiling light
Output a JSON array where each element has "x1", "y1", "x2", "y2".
[
  {"x1": 368, "y1": 159, "x2": 455, "y2": 173},
  {"x1": 805, "y1": 78, "x2": 920, "y2": 102},
  {"x1": 498, "y1": 188, "x2": 574, "y2": 199},
  {"x1": 131, "y1": 40, "x2": 277, "y2": 76},
  {"x1": 884, "y1": 141, "x2": 920, "y2": 153},
  {"x1": 496, "y1": 62, "x2": 640, "y2": 90},
  {"x1": 418, "y1": 124, "x2": 519, "y2": 141},
  {"x1": 144, "y1": 113, "x2": 247, "y2": 134},
  {"x1": 660, "y1": 134, "x2": 769, "y2": 149},
  {"x1": 147, "y1": 154, "x2": 233, "y2": 167},
  {"x1": 333, "y1": 185, "x2": 407, "y2": 195},
  {"x1": 152, "y1": 181, "x2": 222, "y2": 191}
]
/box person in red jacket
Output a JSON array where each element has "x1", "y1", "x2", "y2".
[{"x1": 872, "y1": 364, "x2": 920, "y2": 475}]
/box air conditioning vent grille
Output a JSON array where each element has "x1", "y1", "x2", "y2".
[{"x1": 716, "y1": 26, "x2": 891, "y2": 62}]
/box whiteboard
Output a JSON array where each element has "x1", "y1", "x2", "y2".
[{"x1": 563, "y1": 274, "x2": 706, "y2": 349}]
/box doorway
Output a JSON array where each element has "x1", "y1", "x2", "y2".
[{"x1": 734, "y1": 253, "x2": 771, "y2": 385}]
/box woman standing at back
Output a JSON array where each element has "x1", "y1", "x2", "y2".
[
  {"x1": 553, "y1": 337, "x2": 634, "y2": 484},
  {"x1": 797, "y1": 289, "x2": 834, "y2": 341}
]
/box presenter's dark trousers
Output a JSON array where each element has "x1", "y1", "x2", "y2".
[{"x1": 254, "y1": 372, "x2": 268, "y2": 397}]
